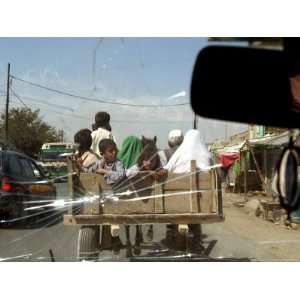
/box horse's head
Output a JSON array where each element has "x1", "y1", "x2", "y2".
[
  {"x1": 139, "y1": 136, "x2": 160, "y2": 170},
  {"x1": 141, "y1": 135, "x2": 157, "y2": 147}
]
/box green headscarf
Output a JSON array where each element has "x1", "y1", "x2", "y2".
[{"x1": 117, "y1": 136, "x2": 143, "y2": 169}]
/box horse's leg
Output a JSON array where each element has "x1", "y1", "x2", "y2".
[
  {"x1": 125, "y1": 225, "x2": 130, "y2": 245},
  {"x1": 189, "y1": 224, "x2": 205, "y2": 254},
  {"x1": 133, "y1": 225, "x2": 143, "y2": 255},
  {"x1": 125, "y1": 225, "x2": 133, "y2": 257},
  {"x1": 100, "y1": 225, "x2": 113, "y2": 250},
  {"x1": 136, "y1": 225, "x2": 144, "y2": 243},
  {"x1": 146, "y1": 224, "x2": 154, "y2": 242}
]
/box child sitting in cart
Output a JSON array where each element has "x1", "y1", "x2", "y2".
[
  {"x1": 72, "y1": 128, "x2": 100, "y2": 173},
  {"x1": 126, "y1": 140, "x2": 162, "y2": 179},
  {"x1": 95, "y1": 139, "x2": 126, "y2": 185}
]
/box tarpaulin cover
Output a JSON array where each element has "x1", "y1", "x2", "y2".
[{"x1": 219, "y1": 153, "x2": 240, "y2": 168}]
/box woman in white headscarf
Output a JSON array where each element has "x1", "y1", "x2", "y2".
[
  {"x1": 164, "y1": 129, "x2": 211, "y2": 173},
  {"x1": 157, "y1": 129, "x2": 211, "y2": 249}
]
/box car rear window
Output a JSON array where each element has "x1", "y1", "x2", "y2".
[
  {"x1": 19, "y1": 158, "x2": 35, "y2": 179},
  {"x1": 7, "y1": 154, "x2": 23, "y2": 177},
  {"x1": 28, "y1": 161, "x2": 43, "y2": 178}
]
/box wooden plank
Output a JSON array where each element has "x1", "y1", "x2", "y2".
[
  {"x1": 164, "y1": 192, "x2": 197, "y2": 213},
  {"x1": 64, "y1": 213, "x2": 225, "y2": 225},
  {"x1": 70, "y1": 167, "x2": 220, "y2": 216},
  {"x1": 190, "y1": 160, "x2": 197, "y2": 212},
  {"x1": 154, "y1": 181, "x2": 164, "y2": 213},
  {"x1": 163, "y1": 171, "x2": 216, "y2": 214},
  {"x1": 102, "y1": 197, "x2": 155, "y2": 214},
  {"x1": 83, "y1": 181, "x2": 216, "y2": 215},
  {"x1": 164, "y1": 172, "x2": 212, "y2": 190},
  {"x1": 103, "y1": 190, "x2": 209, "y2": 214},
  {"x1": 199, "y1": 191, "x2": 214, "y2": 213},
  {"x1": 102, "y1": 176, "x2": 156, "y2": 214},
  {"x1": 79, "y1": 173, "x2": 112, "y2": 191},
  {"x1": 79, "y1": 173, "x2": 102, "y2": 215},
  {"x1": 163, "y1": 192, "x2": 205, "y2": 213},
  {"x1": 211, "y1": 171, "x2": 217, "y2": 213},
  {"x1": 82, "y1": 201, "x2": 101, "y2": 215},
  {"x1": 74, "y1": 168, "x2": 214, "y2": 193}
]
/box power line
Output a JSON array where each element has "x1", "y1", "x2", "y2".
[
  {"x1": 11, "y1": 93, "x2": 74, "y2": 112},
  {"x1": 9, "y1": 88, "x2": 29, "y2": 108},
  {"x1": 7, "y1": 98, "x2": 193, "y2": 124},
  {"x1": 10, "y1": 75, "x2": 189, "y2": 108},
  {"x1": 8, "y1": 96, "x2": 85, "y2": 119},
  {"x1": 6, "y1": 87, "x2": 193, "y2": 124}
]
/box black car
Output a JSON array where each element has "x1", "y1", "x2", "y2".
[{"x1": 0, "y1": 150, "x2": 57, "y2": 223}]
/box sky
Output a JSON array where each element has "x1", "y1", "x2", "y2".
[{"x1": 0, "y1": 37, "x2": 247, "y2": 148}]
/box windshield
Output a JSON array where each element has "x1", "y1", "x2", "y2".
[{"x1": 0, "y1": 37, "x2": 297, "y2": 263}]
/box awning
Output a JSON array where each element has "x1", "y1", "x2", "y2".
[
  {"x1": 219, "y1": 152, "x2": 240, "y2": 168},
  {"x1": 249, "y1": 131, "x2": 290, "y2": 146}
]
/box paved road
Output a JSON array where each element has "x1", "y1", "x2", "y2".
[
  {"x1": 0, "y1": 183, "x2": 78, "y2": 261},
  {"x1": 1, "y1": 185, "x2": 300, "y2": 261}
]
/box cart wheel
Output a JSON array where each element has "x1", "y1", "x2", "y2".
[{"x1": 77, "y1": 226, "x2": 99, "y2": 261}]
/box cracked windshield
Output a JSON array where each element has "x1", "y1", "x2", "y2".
[{"x1": 0, "y1": 37, "x2": 296, "y2": 262}]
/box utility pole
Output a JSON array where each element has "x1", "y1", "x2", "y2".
[
  {"x1": 225, "y1": 123, "x2": 228, "y2": 141},
  {"x1": 5, "y1": 63, "x2": 10, "y2": 146},
  {"x1": 193, "y1": 113, "x2": 197, "y2": 129}
]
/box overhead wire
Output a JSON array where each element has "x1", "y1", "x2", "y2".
[
  {"x1": 10, "y1": 94, "x2": 74, "y2": 112},
  {"x1": 4, "y1": 89, "x2": 193, "y2": 124},
  {"x1": 13, "y1": 101, "x2": 192, "y2": 124},
  {"x1": 9, "y1": 88, "x2": 29, "y2": 109},
  {"x1": 10, "y1": 75, "x2": 189, "y2": 107}
]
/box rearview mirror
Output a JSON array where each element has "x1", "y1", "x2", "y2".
[{"x1": 190, "y1": 45, "x2": 300, "y2": 129}]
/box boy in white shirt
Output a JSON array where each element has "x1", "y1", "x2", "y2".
[{"x1": 91, "y1": 112, "x2": 116, "y2": 157}]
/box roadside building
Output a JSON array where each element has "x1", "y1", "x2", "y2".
[{"x1": 211, "y1": 126, "x2": 290, "y2": 196}]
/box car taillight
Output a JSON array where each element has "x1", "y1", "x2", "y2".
[{"x1": 1, "y1": 177, "x2": 12, "y2": 192}]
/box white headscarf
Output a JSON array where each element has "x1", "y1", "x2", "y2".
[{"x1": 164, "y1": 129, "x2": 211, "y2": 173}]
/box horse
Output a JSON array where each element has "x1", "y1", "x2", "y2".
[{"x1": 124, "y1": 135, "x2": 161, "y2": 256}]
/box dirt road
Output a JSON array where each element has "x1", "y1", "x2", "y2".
[{"x1": 1, "y1": 187, "x2": 300, "y2": 261}]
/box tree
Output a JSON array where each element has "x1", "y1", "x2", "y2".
[{"x1": 0, "y1": 107, "x2": 65, "y2": 157}]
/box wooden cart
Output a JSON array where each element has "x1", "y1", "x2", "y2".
[{"x1": 64, "y1": 160, "x2": 224, "y2": 260}]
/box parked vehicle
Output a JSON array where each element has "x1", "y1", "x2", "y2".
[{"x1": 0, "y1": 150, "x2": 57, "y2": 222}]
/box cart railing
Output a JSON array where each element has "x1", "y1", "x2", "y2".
[{"x1": 64, "y1": 160, "x2": 224, "y2": 225}]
